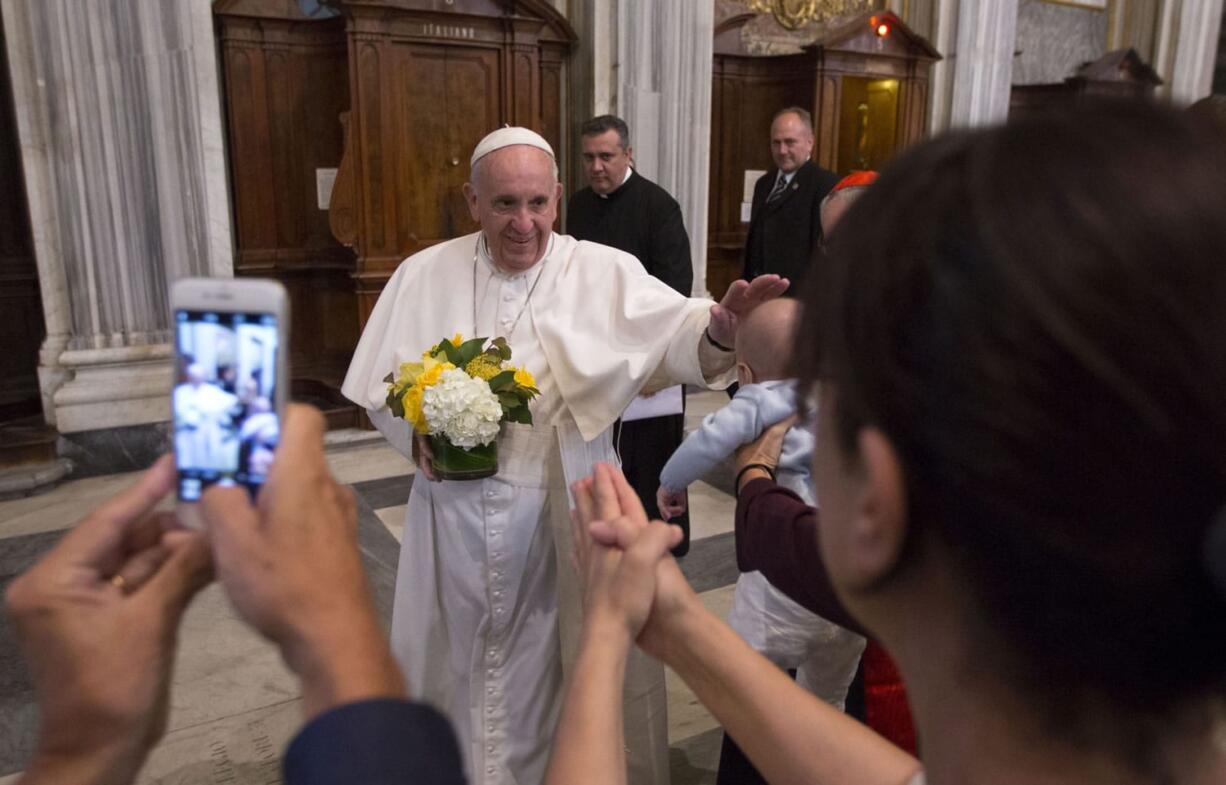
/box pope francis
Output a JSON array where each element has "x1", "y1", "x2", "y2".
[{"x1": 342, "y1": 127, "x2": 787, "y2": 785}]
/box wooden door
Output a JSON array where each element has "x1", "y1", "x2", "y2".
[
  {"x1": 0, "y1": 15, "x2": 45, "y2": 424},
  {"x1": 394, "y1": 44, "x2": 502, "y2": 245}
]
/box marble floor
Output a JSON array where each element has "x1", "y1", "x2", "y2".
[{"x1": 0, "y1": 392, "x2": 739, "y2": 785}]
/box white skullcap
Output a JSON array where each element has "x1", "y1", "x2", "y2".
[{"x1": 470, "y1": 126, "x2": 555, "y2": 168}]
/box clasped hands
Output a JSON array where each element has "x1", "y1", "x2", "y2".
[{"x1": 569, "y1": 463, "x2": 699, "y2": 658}]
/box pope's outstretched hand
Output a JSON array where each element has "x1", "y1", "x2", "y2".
[{"x1": 707, "y1": 274, "x2": 790, "y2": 349}]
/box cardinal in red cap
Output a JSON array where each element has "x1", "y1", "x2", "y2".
[{"x1": 820, "y1": 170, "x2": 879, "y2": 236}]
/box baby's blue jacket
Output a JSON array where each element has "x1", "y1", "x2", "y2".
[{"x1": 660, "y1": 379, "x2": 815, "y2": 506}]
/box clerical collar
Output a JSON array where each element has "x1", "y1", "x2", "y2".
[
  {"x1": 596, "y1": 167, "x2": 634, "y2": 199},
  {"x1": 477, "y1": 232, "x2": 556, "y2": 279}
]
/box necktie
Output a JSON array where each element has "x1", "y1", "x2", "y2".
[{"x1": 766, "y1": 173, "x2": 789, "y2": 203}]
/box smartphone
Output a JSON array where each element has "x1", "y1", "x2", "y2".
[{"x1": 170, "y1": 278, "x2": 289, "y2": 509}]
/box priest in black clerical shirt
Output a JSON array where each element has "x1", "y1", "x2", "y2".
[{"x1": 566, "y1": 114, "x2": 693, "y2": 555}]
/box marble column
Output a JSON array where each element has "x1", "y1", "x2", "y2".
[
  {"x1": 0, "y1": 0, "x2": 233, "y2": 433},
  {"x1": 948, "y1": 0, "x2": 1018, "y2": 128},
  {"x1": 564, "y1": 0, "x2": 619, "y2": 192},
  {"x1": 1165, "y1": 0, "x2": 1225, "y2": 104},
  {"x1": 927, "y1": 0, "x2": 961, "y2": 132},
  {"x1": 617, "y1": 0, "x2": 715, "y2": 297}
]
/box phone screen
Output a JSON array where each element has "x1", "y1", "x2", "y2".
[{"x1": 174, "y1": 309, "x2": 280, "y2": 501}]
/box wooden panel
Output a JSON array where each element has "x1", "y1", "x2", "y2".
[
  {"x1": 539, "y1": 44, "x2": 565, "y2": 160},
  {"x1": 217, "y1": 11, "x2": 357, "y2": 392},
  {"x1": 359, "y1": 41, "x2": 389, "y2": 253},
  {"x1": 394, "y1": 44, "x2": 450, "y2": 247},
  {"x1": 443, "y1": 47, "x2": 502, "y2": 235},
  {"x1": 815, "y1": 73, "x2": 841, "y2": 170},
  {"x1": 386, "y1": 43, "x2": 501, "y2": 250},
  {"x1": 223, "y1": 42, "x2": 276, "y2": 251},
  {"x1": 0, "y1": 14, "x2": 45, "y2": 422},
  {"x1": 510, "y1": 48, "x2": 540, "y2": 129}
]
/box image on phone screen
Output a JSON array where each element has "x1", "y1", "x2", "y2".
[{"x1": 174, "y1": 309, "x2": 280, "y2": 501}]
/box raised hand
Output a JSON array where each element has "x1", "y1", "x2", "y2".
[
  {"x1": 656, "y1": 485, "x2": 688, "y2": 522},
  {"x1": 5, "y1": 456, "x2": 212, "y2": 785},
  {"x1": 707, "y1": 274, "x2": 790, "y2": 348}
]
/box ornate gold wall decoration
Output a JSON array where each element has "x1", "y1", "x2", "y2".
[{"x1": 741, "y1": 0, "x2": 874, "y2": 30}]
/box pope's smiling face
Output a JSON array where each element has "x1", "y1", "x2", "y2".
[{"x1": 464, "y1": 146, "x2": 563, "y2": 274}]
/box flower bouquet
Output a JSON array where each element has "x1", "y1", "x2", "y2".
[{"x1": 384, "y1": 334, "x2": 540, "y2": 480}]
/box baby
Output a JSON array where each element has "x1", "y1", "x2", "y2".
[{"x1": 657, "y1": 299, "x2": 864, "y2": 709}]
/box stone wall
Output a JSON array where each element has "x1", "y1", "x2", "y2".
[{"x1": 1014, "y1": 0, "x2": 1108, "y2": 85}]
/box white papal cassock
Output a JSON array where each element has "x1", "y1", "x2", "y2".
[{"x1": 343, "y1": 231, "x2": 734, "y2": 785}]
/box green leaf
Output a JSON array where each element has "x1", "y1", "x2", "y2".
[
  {"x1": 457, "y1": 337, "x2": 488, "y2": 365},
  {"x1": 388, "y1": 394, "x2": 405, "y2": 419},
  {"x1": 440, "y1": 340, "x2": 463, "y2": 365},
  {"x1": 488, "y1": 369, "x2": 516, "y2": 391},
  {"x1": 491, "y1": 336, "x2": 512, "y2": 361},
  {"x1": 507, "y1": 406, "x2": 533, "y2": 424},
  {"x1": 382, "y1": 372, "x2": 394, "y2": 384}
]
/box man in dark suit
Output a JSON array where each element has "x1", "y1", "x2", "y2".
[
  {"x1": 567, "y1": 115, "x2": 694, "y2": 555},
  {"x1": 742, "y1": 107, "x2": 840, "y2": 295}
]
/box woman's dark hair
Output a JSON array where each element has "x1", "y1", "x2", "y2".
[{"x1": 802, "y1": 101, "x2": 1226, "y2": 724}]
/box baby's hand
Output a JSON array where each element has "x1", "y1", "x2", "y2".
[{"x1": 656, "y1": 486, "x2": 688, "y2": 521}]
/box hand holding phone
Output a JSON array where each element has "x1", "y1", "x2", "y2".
[{"x1": 171, "y1": 278, "x2": 289, "y2": 509}]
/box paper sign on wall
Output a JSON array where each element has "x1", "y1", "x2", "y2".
[
  {"x1": 316, "y1": 168, "x2": 338, "y2": 210},
  {"x1": 743, "y1": 169, "x2": 766, "y2": 202}
]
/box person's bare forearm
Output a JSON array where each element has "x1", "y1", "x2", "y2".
[
  {"x1": 544, "y1": 624, "x2": 631, "y2": 785},
  {"x1": 657, "y1": 602, "x2": 920, "y2": 785},
  {"x1": 288, "y1": 610, "x2": 407, "y2": 722}
]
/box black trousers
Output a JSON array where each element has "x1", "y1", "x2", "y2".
[{"x1": 611, "y1": 410, "x2": 690, "y2": 557}]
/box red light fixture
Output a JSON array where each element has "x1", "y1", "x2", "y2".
[{"x1": 876, "y1": 21, "x2": 891, "y2": 37}]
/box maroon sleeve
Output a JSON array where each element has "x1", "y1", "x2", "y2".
[{"x1": 734, "y1": 477, "x2": 868, "y2": 638}]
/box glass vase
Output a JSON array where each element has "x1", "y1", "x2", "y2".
[{"x1": 427, "y1": 435, "x2": 499, "y2": 481}]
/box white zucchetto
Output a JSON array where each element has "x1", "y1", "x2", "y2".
[{"x1": 470, "y1": 126, "x2": 555, "y2": 168}]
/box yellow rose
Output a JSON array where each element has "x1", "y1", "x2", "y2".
[
  {"x1": 513, "y1": 367, "x2": 536, "y2": 389},
  {"x1": 394, "y1": 361, "x2": 425, "y2": 393},
  {"x1": 401, "y1": 361, "x2": 453, "y2": 432},
  {"x1": 401, "y1": 384, "x2": 427, "y2": 432},
  {"x1": 418, "y1": 361, "x2": 452, "y2": 389}
]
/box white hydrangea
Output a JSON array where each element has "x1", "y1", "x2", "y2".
[{"x1": 422, "y1": 367, "x2": 503, "y2": 448}]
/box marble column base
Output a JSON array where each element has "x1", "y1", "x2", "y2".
[
  {"x1": 56, "y1": 423, "x2": 172, "y2": 480},
  {"x1": 50, "y1": 344, "x2": 173, "y2": 434},
  {"x1": 0, "y1": 460, "x2": 73, "y2": 500}
]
